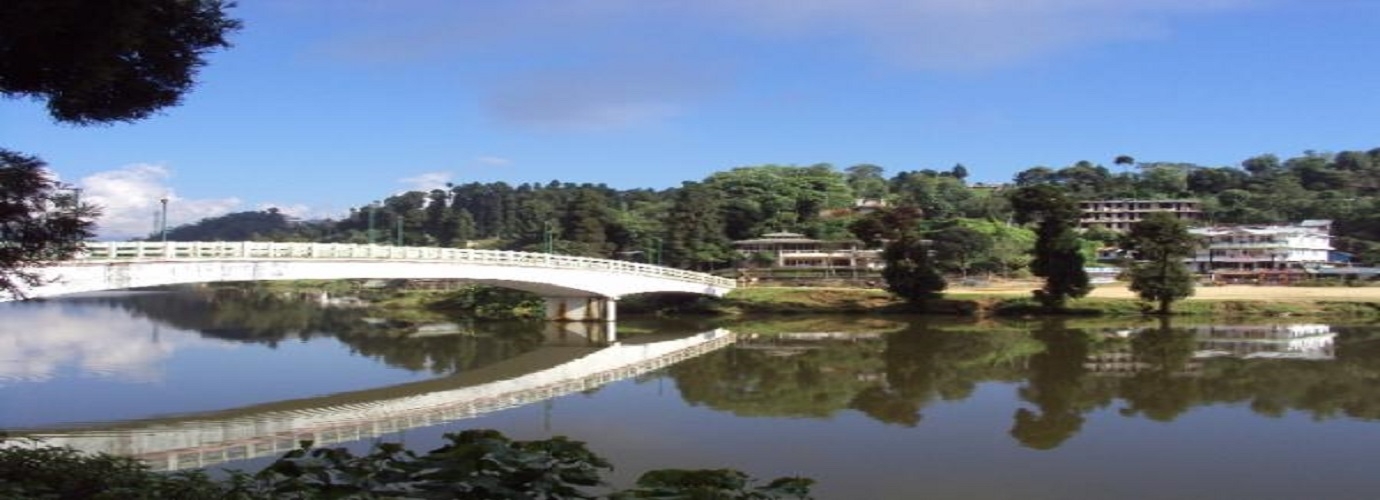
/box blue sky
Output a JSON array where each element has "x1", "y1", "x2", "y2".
[{"x1": 5, "y1": 0, "x2": 1380, "y2": 238}]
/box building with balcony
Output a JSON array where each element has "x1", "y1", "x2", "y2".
[
  {"x1": 1188, "y1": 220, "x2": 1333, "y2": 281},
  {"x1": 1078, "y1": 199, "x2": 1203, "y2": 232},
  {"x1": 731, "y1": 232, "x2": 882, "y2": 271}
]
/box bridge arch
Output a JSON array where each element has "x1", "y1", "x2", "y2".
[{"x1": 14, "y1": 242, "x2": 735, "y2": 321}]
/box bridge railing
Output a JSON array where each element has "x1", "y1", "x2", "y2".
[{"x1": 72, "y1": 242, "x2": 736, "y2": 289}]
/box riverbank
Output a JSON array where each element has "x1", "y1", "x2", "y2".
[
  {"x1": 712, "y1": 282, "x2": 1380, "y2": 317},
  {"x1": 229, "y1": 280, "x2": 1380, "y2": 319}
]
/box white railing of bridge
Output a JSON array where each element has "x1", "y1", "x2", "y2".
[
  {"x1": 17, "y1": 329, "x2": 737, "y2": 471},
  {"x1": 70, "y1": 241, "x2": 736, "y2": 289}
]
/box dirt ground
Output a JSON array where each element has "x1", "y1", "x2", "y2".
[{"x1": 953, "y1": 280, "x2": 1380, "y2": 302}]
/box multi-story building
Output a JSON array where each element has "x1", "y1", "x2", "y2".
[
  {"x1": 1078, "y1": 199, "x2": 1203, "y2": 232},
  {"x1": 731, "y1": 232, "x2": 882, "y2": 270},
  {"x1": 1188, "y1": 220, "x2": 1333, "y2": 279}
]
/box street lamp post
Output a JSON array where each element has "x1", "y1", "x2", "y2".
[
  {"x1": 543, "y1": 221, "x2": 555, "y2": 254},
  {"x1": 367, "y1": 202, "x2": 379, "y2": 245},
  {"x1": 159, "y1": 197, "x2": 169, "y2": 242},
  {"x1": 396, "y1": 217, "x2": 403, "y2": 246},
  {"x1": 650, "y1": 236, "x2": 662, "y2": 266}
]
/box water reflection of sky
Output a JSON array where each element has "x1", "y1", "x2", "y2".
[
  {"x1": 0, "y1": 297, "x2": 437, "y2": 428},
  {"x1": 6, "y1": 295, "x2": 1380, "y2": 499}
]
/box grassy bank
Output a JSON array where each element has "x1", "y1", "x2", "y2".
[
  {"x1": 223, "y1": 281, "x2": 1380, "y2": 319},
  {"x1": 714, "y1": 286, "x2": 1380, "y2": 318}
]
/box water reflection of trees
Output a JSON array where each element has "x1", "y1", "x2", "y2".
[
  {"x1": 669, "y1": 317, "x2": 1380, "y2": 448},
  {"x1": 72, "y1": 287, "x2": 546, "y2": 375},
  {"x1": 669, "y1": 321, "x2": 1039, "y2": 426}
]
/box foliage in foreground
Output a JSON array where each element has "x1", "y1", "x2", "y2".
[
  {"x1": 0, "y1": 430, "x2": 813, "y2": 499},
  {"x1": 0, "y1": 150, "x2": 98, "y2": 299}
]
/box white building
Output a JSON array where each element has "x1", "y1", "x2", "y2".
[
  {"x1": 1188, "y1": 220, "x2": 1333, "y2": 279},
  {"x1": 731, "y1": 232, "x2": 883, "y2": 270}
]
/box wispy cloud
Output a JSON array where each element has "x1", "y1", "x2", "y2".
[
  {"x1": 697, "y1": 0, "x2": 1255, "y2": 71},
  {"x1": 253, "y1": 202, "x2": 344, "y2": 221},
  {"x1": 483, "y1": 61, "x2": 720, "y2": 132},
  {"x1": 301, "y1": 0, "x2": 1258, "y2": 127},
  {"x1": 397, "y1": 171, "x2": 453, "y2": 192},
  {"x1": 79, "y1": 164, "x2": 241, "y2": 240}
]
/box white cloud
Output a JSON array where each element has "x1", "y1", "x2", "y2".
[
  {"x1": 397, "y1": 171, "x2": 453, "y2": 192},
  {"x1": 78, "y1": 164, "x2": 241, "y2": 240},
  {"x1": 253, "y1": 202, "x2": 346, "y2": 222},
  {"x1": 0, "y1": 304, "x2": 232, "y2": 386}
]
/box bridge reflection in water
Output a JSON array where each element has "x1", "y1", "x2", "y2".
[{"x1": 9, "y1": 328, "x2": 735, "y2": 471}]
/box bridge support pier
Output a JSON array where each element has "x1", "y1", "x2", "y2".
[
  {"x1": 544, "y1": 296, "x2": 616, "y2": 322},
  {"x1": 543, "y1": 321, "x2": 617, "y2": 344}
]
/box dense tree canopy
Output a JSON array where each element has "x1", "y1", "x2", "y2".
[
  {"x1": 0, "y1": 0, "x2": 241, "y2": 123},
  {"x1": 3, "y1": 0, "x2": 239, "y2": 297},
  {"x1": 157, "y1": 148, "x2": 1380, "y2": 280}
]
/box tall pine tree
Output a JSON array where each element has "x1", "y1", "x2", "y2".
[{"x1": 1008, "y1": 185, "x2": 1090, "y2": 310}]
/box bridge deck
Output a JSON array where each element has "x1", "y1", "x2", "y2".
[{"x1": 15, "y1": 241, "x2": 735, "y2": 303}]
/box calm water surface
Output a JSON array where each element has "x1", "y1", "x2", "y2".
[{"x1": 2, "y1": 288, "x2": 1379, "y2": 499}]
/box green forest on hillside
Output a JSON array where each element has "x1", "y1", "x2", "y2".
[{"x1": 155, "y1": 149, "x2": 1380, "y2": 273}]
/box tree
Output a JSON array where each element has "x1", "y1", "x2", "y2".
[
  {"x1": 703, "y1": 164, "x2": 852, "y2": 239},
  {"x1": 560, "y1": 187, "x2": 612, "y2": 256},
  {"x1": 1114, "y1": 155, "x2": 1136, "y2": 169},
  {"x1": 845, "y1": 163, "x2": 889, "y2": 200},
  {"x1": 1, "y1": 0, "x2": 241, "y2": 124},
  {"x1": 928, "y1": 225, "x2": 992, "y2": 278},
  {"x1": 0, "y1": 151, "x2": 98, "y2": 298},
  {"x1": 1121, "y1": 212, "x2": 1196, "y2": 314},
  {"x1": 1007, "y1": 185, "x2": 1090, "y2": 310},
  {"x1": 2, "y1": 0, "x2": 239, "y2": 297},
  {"x1": 159, "y1": 209, "x2": 292, "y2": 241},
  {"x1": 891, "y1": 170, "x2": 972, "y2": 220},
  {"x1": 950, "y1": 163, "x2": 969, "y2": 181},
  {"x1": 881, "y1": 232, "x2": 947, "y2": 304},
  {"x1": 1241, "y1": 154, "x2": 1281, "y2": 179},
  {"x1": 1013, "y1": 166, "x2": 1057, "y2": 187},
  {"x1": 960, "y1": 218, "x2": 1034, "y2": 277},
  {"x1": 846, "y1": 206, "x2": 923, "y2": 248},
  {"x1": 663, "y1": 182, "x2": 731, "y2": 270}
]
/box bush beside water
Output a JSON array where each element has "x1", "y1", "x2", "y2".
[{"x1": 0, "y1": 431, "x2": 813, "y2": 499}]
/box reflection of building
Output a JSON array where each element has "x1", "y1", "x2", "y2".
[
  {"x1": 1086, "y1": 324, "x2": 1336, "y2": 375},
  {"x1": 736, "y1": 331, "x2": 887, "y2": 357},
  {"x1": 732, "y1": 232, "x2": 882, "y2": 270},
  {"x1": 1191, "y1": 324, "x2": 1335, "y2": 360},
  {"x1": 1083, "y1": 347, "x2": 1204, "y2": 376},
  {"x1": 1078, "y1": 199, "x2": 1203, "y2": 232},
  {"x1": 1189, "y1": 220, "x2": 1334, "y2": 282}
]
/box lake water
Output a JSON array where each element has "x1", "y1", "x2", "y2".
[{"x1": 2, "y1": 287, "x2": 1379, "y2": 499}]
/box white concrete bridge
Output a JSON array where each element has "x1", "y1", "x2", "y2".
[
  {"x1": 11, "y1": 242, "x2": 736, "y2": 321},
  {"x1": 6, "y1": 329, "x2": 736, "y2": 471}
]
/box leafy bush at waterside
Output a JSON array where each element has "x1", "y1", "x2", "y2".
[{"x1": 0, "y1": 430, "x2": 814, "y2": 499}]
